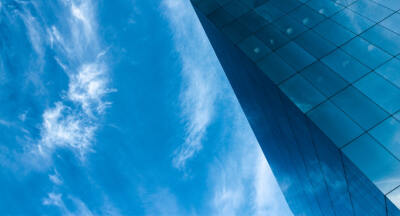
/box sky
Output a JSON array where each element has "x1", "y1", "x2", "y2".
[{"x1": 0, "y1": 0, "x2": 292, "y2": 215}]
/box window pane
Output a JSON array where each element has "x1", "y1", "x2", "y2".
[
  {"x1": 208, "y1": 7, "x2": 235, "y2": 27},
  {"x1": 355, "y1": 72, "x2": 400, "y2": 114},
  {"x1": 331, "y1": 9, "x2": 374, "y2": 34},
  {"x1": 280, "y1": 74, "x2": 325, "y2": 113},
  {"x1": 361, "y1": 24, "x2": 400, "y2": 56},
  {"x1": 255, "y1": 24, "x2": 289, "y2": 50},
  {"x1": 274, "y1": 16, "x2": 308, "y2": 39},
  {"x1": 276, "y1": 42, "x2": 316, "y2": 71},
  {"x1": 223, "y1": 0, "x2": 251, "y2": 18},
  {"x1": 375, "y1": 57, "x2": 400, "y2": 88},
  {"x1": 331, "y1": 86, "x2": 388, "y2": 130},
  {"x1": 307, "y1": 0, "x2": 344, "y2": 17},
  {"x1": 381, "y1": 12, "x2": 400, "y2": 34},
  {"x1": 257, "y1": 53, "x2": 295, "y2": 84},
  {"x1": 349, "y1": 0, "x2": 394, "y2": 22},
  {"x1": 300, "y1": 61, "x2": 348, "y2": 97},
  {"x1": 289, "y1": 5, "x2": 325, "y2": 28},
  {"x1": 322, "y1": 49, "x2": 370, "y2": 83},
  {"x1": 387, "y1": 186, "x2": 400, "y2": 209},
  {"x1": 342, "y1": 37, "x2": 391, "y2": 69},
  {"x1": 255, "y1": 1, "x2": 285, "y2": 22},
  {"x1": 221, "y1": 20, "x2": 252, "y2": 43},
  {"x1": 313, "y1": 19, "x2": 356, "y2": 46},
  {"x1": 238, "y1": 11, "x2": 269, "y2": 32},
  {"x1": 307, "y1": 101, "x2": 363, "y2": 147},
  {"x1": 373, "y1": 0, "x2": 400, "y2": 10},
  {"x1": 370, "y1": 117, "x2": 400, "y2": 159},
  {"x1": 343, "y1": 134, "x2": 400, "y2": 194},
  {"x1": 238, "y1": 36, "x2": 271, "y2": 61},
  {"x1": 294, "y1": 30, "x2": 336, "y2": 59}
]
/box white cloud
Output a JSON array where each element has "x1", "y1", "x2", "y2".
[
  {"x1": 30, "y1": 0, "x2": 114, "y2": 160},
  {"x1": 43, "y1": 192, "x2": 64, "y2": 207},
  {"x1": 49, "y1": 170, "x2": 63, "y2": 185},
  {"x1": 43, "y1": 192, "x2": 94, "y2": 216},
  {"x1": 140, "y1": 188, "x2": 193, "y2": 216},
  {"x1": 163, "y1": 0, "x2": 222, "y2": 170}
]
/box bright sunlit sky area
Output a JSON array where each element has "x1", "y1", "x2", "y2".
[{"x1": 0, "y1": 0, "x2": 292, "y2": 215}]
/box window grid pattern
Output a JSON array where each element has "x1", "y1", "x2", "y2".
[{"x1": 192, "y1": 0, "x2": 400, "y2": 211}]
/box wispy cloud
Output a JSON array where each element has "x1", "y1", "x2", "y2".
[
  {"x1": 140, "y1": 188, "x2": 191, "y2": 216},
  {"x1": 163, "y1": 0, "x2": 221, "y2": 170},
  {"x1": 43, "y1": 192, "x2": 94, "y2": 216},
  {"x1": 18, "y1": 0, "x2": 115, "y2": 160}
]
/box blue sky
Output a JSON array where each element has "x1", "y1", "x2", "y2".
[{"x1": 0, "y1": 0, "x2": 292, "y2": 215}]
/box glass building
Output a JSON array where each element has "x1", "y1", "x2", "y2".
[{"x1": 190, "y1": 0, "x2": 400, "y2": 215}]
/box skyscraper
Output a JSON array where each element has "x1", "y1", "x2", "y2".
[{"x1": 190, "y1": 0, "x2": 400, "y2": 215}]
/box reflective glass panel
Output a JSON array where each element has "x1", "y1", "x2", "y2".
[
  {"x1": 370, "y1": 117, "x2": 400, "y2": 159},
  {"x1": 276, "y1": 42, "x2": 316, "y2": 71},
  {"x1": 331, "y1": 9, "x2": 374, "y2": 34},
  {"x1": 313, "y1": 19, "x2": 356, "y2": 46},
  {"x1": 307, "y1": 0, "x2": 344, "y2": 17},
  {"x1": 238, "y1": 35, "x2": 271, "y2": 61},
  {"x1": 342, "y1": 37, "x2": 391, "y2": 69},
  {"x1": 300, "y1": 62, "x2": 348, "y2": 97},
  {"x1": 361, "y1": 24, "x2": 400, "y2": 56},
  {"x1": 343, "y1": 134, "x2": 400, "y2": 194},
  {"x1": 381, "y1": 13, "x2": 400, "y2": 34},
  {"x1": 388, "y1": 186, "x2": 400, "y2": 209},
  {"x1": 321, "y1": 49, "x2": 370, "y2": 83},
  {"x1": 289, "y1": 5, "x2": 325, "y2": 28},
  {"x1": 280, "y1": 74, "x2": 325, "y2": 113},
  {"x1": 257, "y1": 53, "x2": 295, "y2": 84},
  {"x1": 375, "y1": 57, "x2": 400, "y2": 88},
  {"x1": 355, "y1": 72, "x2": 400, "y2": 114},
  {"x1": 294, "y1": 30, "x2": 336, "y2": 59},
  {"x1": 307, "y1": 101, "x2": 363, "y2": 147},
  {"x1": 331, "y1": 86, "x2": 389, "y2": 130},
  {"x1": 349, "y1": 0, "x2": 394, "y2": 22}
]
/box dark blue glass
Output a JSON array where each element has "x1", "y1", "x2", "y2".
[
  {"x1": 370, "y1": 117, "x2": 400, "y2": 159},
  {"x1": 254, "y1": 1, "x2": 284, "y2": 22},
  {"x1": 313, "y1": 19, "x2": 356, "y2": 46},
  {"x1": 238, "y1": 11, "x2": 269, "y2": 32},
  {"x1": 342, "y1": 37, "x2": 391, "y2": 69},
  {"x1": 280, "y1": 74, "x2": 326, "y2": 113},
  {"x1": 274, "y1": 16, "x2": 308, "y2": 39},
  {"x1": 361, "y1": 24, "x2": 400, "y2": 56},
  {"x1": 348, "y1": 0, "x2": 394, "y2": 22},
  {"x1": 331, "y1": 86, "x2": 389, "y2": 130},
  {"x1": 343, "y1": 134, "x2": 400, "y2": 194},
  {"x1": 307, "y1": 0, "x2": 344, "y2": 17},
  {"x1": 355, "y1": 72, "x2": 400, "y2": 114},
  {"x1": 276, "y1": 41, "x2": 316, "y2": 71},
  {"x1": 294, "y1": 30, "x2": 336, "y2": 59},
  {"x1": 307, "y1": 101, "x2": 363, "y2": 148},
  {"x1": 289, "y1": 5, "x2": 326, "y2": 28},
  {"x1": 300, "y1": 62, "x2": 348, "y2": 97},
  {"x1": 237, "y1": 35, "x2": 271, "y2": 61},
  {"x1": 208, "y1": 7, "x2": 236, "y2": 27},
  {"x1": 375, "y1": 57, "x2": 400, "y2": 88},
  {"x1": 257, "y1": 53, "x2": 295, "y2": 84},
  {"x1": 331, "y1": 9, "x2": 374, "y2": 34},
  {"x1": 223, "y1": 0, "x2": 251, "y2": 18},
  {"x1": 381, "y1": 12, "x2": 400, "y2": 34},
  {"x1": 255, "y1": 24, "x2": 290, "y2": 50},
  {"x1": 221, "y1": 19, "x2": 252, "y2": 43},
  {"x1": 321, "y1": 49, "x2": 370, "y2": 83}
]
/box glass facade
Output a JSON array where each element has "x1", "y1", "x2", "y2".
[{"x1": 191, "y1": 0, "x2": 400, "y2": 215}]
